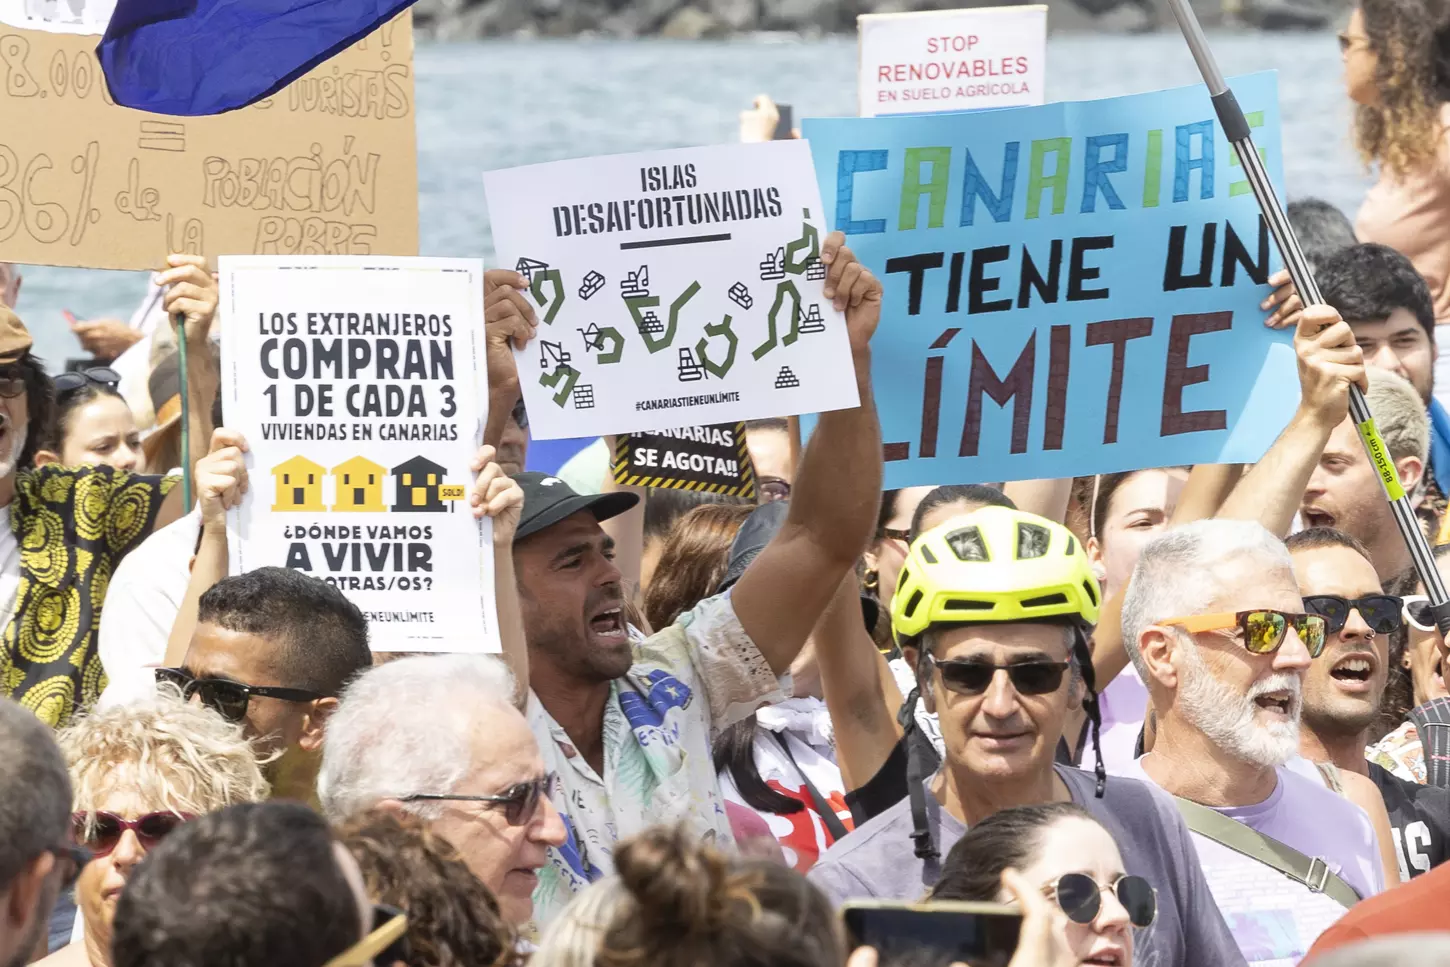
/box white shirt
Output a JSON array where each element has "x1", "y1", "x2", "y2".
[
  {"x1": 0, "y1": 507, "x2": 18, "y2": 643},
  {"x1": 529, "y1": 590, "x2": 785, "y2": 923},
  {"x1": 97, "y1": 510, "x2": 200, "y2": 708},
  {"x1": 718, "y1": 696, "x2": 853, "y2": 873}
]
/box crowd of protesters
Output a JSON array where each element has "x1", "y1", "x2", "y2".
[{"x1": 7, "y1": 7, "x2": 1450, "y2": 967}]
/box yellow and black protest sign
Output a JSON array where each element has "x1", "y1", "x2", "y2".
[{"x1": 613, "y1": 422, "x2": 755, "y2": 499}]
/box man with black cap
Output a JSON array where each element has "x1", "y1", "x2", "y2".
[{"x1": 510, "y1": 232, "x2": 884, "y2": 921}]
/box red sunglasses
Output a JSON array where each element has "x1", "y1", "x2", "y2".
[{"x1": 71, "y1": 811, "x2": 194, "y2": 856}]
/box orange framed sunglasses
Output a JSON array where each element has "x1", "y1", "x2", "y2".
[{"x1": 1160, "y1": 609, "x2": 1326, "y2": 658}]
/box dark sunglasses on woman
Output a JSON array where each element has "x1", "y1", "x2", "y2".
[
  {"x1": 54, "y1": 366, "x2": 122, "y2": 397},
  {"x1": 1303, "y1": 594, "x2": 1404, "y2": 636},
  {"x1": 1046, "y1": 872, "x2": 1157, "y2": 928},
  {"x1": 72, "y1": 811, "x2": 193, "y2": 856},
  {"x1": 1401, "y1": 595, "x2": 1438, "y2": 633},
  {"x1": 155, "y1": 666, "x2": 327, "y2": 723},
  {"x1": 927, "y1": 656, "x2": 1070, "y2": 696}
]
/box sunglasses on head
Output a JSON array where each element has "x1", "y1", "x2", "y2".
[
  {"x1": 155, "y1": 667, "x2": 327, "y2": 723},
  {"x1": 72, "y1": 811, "x2": 192, "y2": 856},
  {"x1": 927, "y1": 656, "x2": 1070, "y2": 696},
  {"x1": 399, "y1": 773, "x2": 558, "y2": 827},
  {"x1": 1303, "y1": 594, "x2": 1404, "y2": 635},
  {"x1": 1161, "y1": 609, "x2": 1327, "y2": 658},
  {"x1": 1046, "y1": 872, "x2": 1157, "y2": 929},
  {"x1": 54, "y1": 366, "x2": 121, "y2": 397}
]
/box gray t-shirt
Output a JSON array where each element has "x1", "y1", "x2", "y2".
[{"x1": 808, "y1": 765, "x2": 1246, "y2": 967}]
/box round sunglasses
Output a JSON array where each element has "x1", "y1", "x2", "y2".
[
  {"x1": 1303, "y1": 594, "x2": 1404, "y2": 636},
  {"x1": 928, "y1": 656, "x2": 1069, "y2": 696},
  {"x1": 72, "y1": 810, "x2": 193, "y2": 856},
  {"x1": 156, "y1": 667, "x2": 326, "y2": 723},
  {"x1": 1046, "y1": 872, "x2": 1157, "y2": 928}
]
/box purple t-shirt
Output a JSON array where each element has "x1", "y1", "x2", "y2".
[{"x1": 1121, "y1": 758, "x2": 1384, "y2": 965}]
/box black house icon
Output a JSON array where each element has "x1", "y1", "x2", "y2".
[{"x1": 392, "y1": 456, "x2": 449, "y2": 513}]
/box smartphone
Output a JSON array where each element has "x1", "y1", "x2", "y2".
[
  {"x1": 772, "y1": 103, "x2": 793, "y2": 140},
  {"x1": 842, "y1": 900, "x2": 1023, "y2": 967}
]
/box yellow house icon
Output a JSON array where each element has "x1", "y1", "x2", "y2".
[
  {"x1": 272, "y1": 456, "x2": 326, "y2": 512},
  {"x1": 331, "y1": 456, "x2": 387, "y2": 513}
]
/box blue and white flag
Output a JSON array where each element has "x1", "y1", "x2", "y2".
[{"x1": 98, "y1": 0, "x2": 415, "y2": 115}]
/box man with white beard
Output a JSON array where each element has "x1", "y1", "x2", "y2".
[{"x1": 1120, "y1": 519, "x2": 1385, "y2": 967}]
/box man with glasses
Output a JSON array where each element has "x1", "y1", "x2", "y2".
[
  {"x1": 163, "y1": 566, "x2": 372, "y2": 804},
  {"x1": 1287, "y1": 528, "x2": 1450, "y2": 878},
  {"x1": 1120, "y1": 518, "x2": 1385, "y2": 965},
  {"x1": 319, "y1": 654, "x2": 567, "y2": 927},
  {"x1": 808, "y1": 507, "x2": 1244, "y2": 967},
  {"x1": 0, "y1": 697, "x2": 81, "y2": 967}
]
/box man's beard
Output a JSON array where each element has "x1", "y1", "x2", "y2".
[
  {"x1": 1178, "y1": 643, "x2": 1302, "y2": 768},
  {"x1": 0, "y1": 421, "x2": 27, "y2": 479}
]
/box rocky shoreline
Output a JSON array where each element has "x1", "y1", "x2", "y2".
[{"x1": 412, "y1": 0, "x2": 1347, "y2": 40}]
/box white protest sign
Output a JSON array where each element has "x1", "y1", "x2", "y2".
[
  {"x1": 857, "y1": 6, "x2": 1047, "y2": 117},
  {"x1": 0, "y1": 0, "x2": 116, "y2": 33},
  {"x1": 220, "y1": 255, "x2": 498, "y2": 653},
  {"x1": 482, "y1": 139, "x2": 860, "y2": 440}
]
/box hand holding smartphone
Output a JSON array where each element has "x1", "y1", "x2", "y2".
[{"x1": 842, "y1": 900, "x2": 1023, "y2": 967}]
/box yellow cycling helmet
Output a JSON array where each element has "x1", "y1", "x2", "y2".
[{"x1": 891, "y1": 506, "x2": 1102, "y2": 639}]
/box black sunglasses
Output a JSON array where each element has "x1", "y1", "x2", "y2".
[
  {"x1": 1303, "y1": 594, "x2": 1404, "y2": 636},
  {"x1": 54, "y1": 366, "x2": 121, "y2": 397},
  {"x1": 0, "y1": 364, "x2": 26, "y2": 399},
  {"x1": 155, "y1": 667, "x2": 326, "y2": 723},
  {"x1": 510, "y1": 396, "x2": 529, "y2": 430},
  {"x1": 372, "y1": 904, "x2": 411, "y2": 965},
  {"x1": 50, "y1": 843, "x2": 92, "y2": 891},
  {"x1": 1047, "y1": 872, "x2": 1157, "y2": 928},
  {"x1": 928, "y1": 657, "x2": 1070, "y2": 696},
  {"x1": 399, "y1": 773, "x2": 558, "y2": 826}
]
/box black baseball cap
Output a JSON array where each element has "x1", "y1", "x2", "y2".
[{"x1": 514, "y1": 472, "x2": 640, "y2": 542}]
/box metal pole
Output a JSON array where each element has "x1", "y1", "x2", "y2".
[
  {"x1": 176, "y1": 313, "x2": 192, "y2": 509},
  {"x1": 1165, "y1": 0, "x2": 1450, "y2": 635}
]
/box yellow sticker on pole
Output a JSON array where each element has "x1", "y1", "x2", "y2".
[
  {"x1": 438, "y1": 485, "x2": 467, "y2": 501},
  {"x1": 1356, "y1": 418, "x2": 1406, "y2": 501}
]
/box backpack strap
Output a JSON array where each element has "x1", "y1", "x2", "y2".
[
  {"x1": 770, "y1": 731, "x2": 849, "y2": 842},
  {"x1": 1173, "y1": 796, "x2": 1361, "y2": 909}
]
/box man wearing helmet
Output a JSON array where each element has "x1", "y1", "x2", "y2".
[{"x1": 809, "y1": 506, "x2": 1245, "y2": 967}]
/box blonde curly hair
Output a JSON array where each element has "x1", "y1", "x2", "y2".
[
  {"x1": 1355, "y1": 0, "x2": 1450, "y2": 177},
  {"x1": 58, "y1": 686, "x2": 270, "y2": 823}
]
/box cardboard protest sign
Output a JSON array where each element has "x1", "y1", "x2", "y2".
[
  {"x1": 0, "y1": 13, "x2": 417, "y2": 270},
  {"x1": 482, "y1": 140, "x2": 861, "y2": 440},
  {"x1": 613, "y1": 422, "x2": 756, "y2": 498},
  {"x1": 858, "y1": 6, "x2": 1047, "y2": 117},
  {"x1": 803, "y1": 72, "x2": 1296, "y2": 489},
  {"x1": 219, "y1": 256, "x2": 496, "y2": 653}
]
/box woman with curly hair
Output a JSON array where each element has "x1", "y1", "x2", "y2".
[
  {"x1": 40, "y1": 687, "x2": 269, "y2": 966},
  {"x1": 336, "y1": 811, "x2": 521, "y2": 967},
  {"x1": 1352, "y1": 0, "x2": 1450, "y2": 333}
]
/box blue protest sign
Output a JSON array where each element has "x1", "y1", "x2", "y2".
[{"x1": 803, "y1": 72, "x2": 1295, "y2": 489}]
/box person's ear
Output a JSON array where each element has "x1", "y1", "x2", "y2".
[
  {"x1": 298, "y1": 697, "x2": 339, "y2": 752},
  {"x1": 1137, "y1": 626, "x2": 1182, "y2": 691},
  {"x1": 31, "y1": 449, "x2": 59, "y2": 468},
  {"x1": 1399, "y1": 455, "x2": 1425, "y2": 497},
  {"x1": 3, "y1": 851, "x2": 54, "y2": 934}
]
